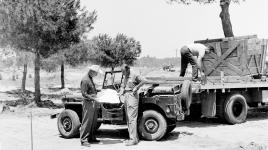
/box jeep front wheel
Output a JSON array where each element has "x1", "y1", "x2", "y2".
[
  {"x1": 57, "y1": 109, "x2": 80, "y2": 138},
  {"x1": 138, "y1": 110, "x2": 167, "y2": 141}
]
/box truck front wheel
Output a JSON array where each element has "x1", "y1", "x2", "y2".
[
  {"x1": 221, "y1": 94, "x2": 248, "y2": 124},
  {"x1": 57, "y1": 109, "x2": 81, "y2": 138},
  {"x1": 138, "y1": 110, "x2": 167, "y2": 141}
]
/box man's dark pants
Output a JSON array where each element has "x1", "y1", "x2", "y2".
[
  {"x1": 80, "y1": 99, "x2": 98, "y2": 144},
  {"x1": 180, "y1": 46, "x2": 198, "y2": 81}
]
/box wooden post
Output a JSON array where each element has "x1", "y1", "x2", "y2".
[
  {"x1": 30, "y1": 111, "x2": 33, "y2": 150},
  {"x1": 34, "y1": 50, "x2": 41, "y2": 104},
  {"x1": 220, "y1": 71, "x2": 224, "y2": 84}
]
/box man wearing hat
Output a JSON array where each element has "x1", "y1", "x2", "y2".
[
  {"x1": 80, "y1": 65, "x2": 103, "y2": 147},
  {"x1": 179, "y1": 43, "x2": 214, "y2": 81}
]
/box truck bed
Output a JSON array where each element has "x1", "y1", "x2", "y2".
[{"x1": 146, "y1": 76, "x2": 268, "y2": 93}]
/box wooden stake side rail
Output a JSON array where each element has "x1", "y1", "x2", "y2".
[
  {"x1": 146, "y1": 76, "x2": 268, "y2": 93},
  {"x1": 194, "y1": 35, "x2": 258, "y2": 44},
  {"x1": 199, "y1": 81, "x2": 268, "y2": 90}
]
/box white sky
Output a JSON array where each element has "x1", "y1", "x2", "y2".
[{"x1": 81, "y1": 0, "x2": 268, "y2": 58}]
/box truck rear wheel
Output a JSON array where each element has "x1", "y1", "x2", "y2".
[
  {"x1": 138, "y1": 110, "x2": 167, "y2": 141},
  {"x1": 57, "y1": 109, "x2": 81, "y2": 138},
  {"x1": 221, "y1": 94, "x2": 248, "y2": 124}
]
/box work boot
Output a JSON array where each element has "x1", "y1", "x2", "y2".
[
  {"x1": 81, "y1": 142, "x2": 91, "y2": 147},
  {"x1": 125, "y1": 140, "x2": 138, "y2": 146},
  {"x1": 89, "y1": 138, "x2": 100, "y2": 143}
]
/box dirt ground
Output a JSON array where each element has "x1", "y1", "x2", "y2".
[
  {"x1": 0, "y1": 67, "x2": 268, "y2": 150},
  {"x1": 0, "y1": 110, "x2": 268, "y2": 150}
]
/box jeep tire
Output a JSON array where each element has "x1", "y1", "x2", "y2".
[
  {"x1": 57, "y1": 109, "x2": 80, "y2": 138},
  {"x1": 138, "y1": 110, "x2": 167, "y2": 141}
]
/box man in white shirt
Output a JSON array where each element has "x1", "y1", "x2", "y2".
[{"x1": 179, "y1": 43, "x2": 214, "y2": 81}]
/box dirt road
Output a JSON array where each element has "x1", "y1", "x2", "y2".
[{"x1": 0, "y1": 109, "x2": 267, "y2": 150}]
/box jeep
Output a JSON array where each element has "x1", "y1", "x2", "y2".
[{"x1": 57, "y1": 70, "x2": 191, "y2": 141}]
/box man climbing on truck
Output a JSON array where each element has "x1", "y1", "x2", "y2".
[{"x1": 179, "y1": 43, "x2": 214, "y2": 81}]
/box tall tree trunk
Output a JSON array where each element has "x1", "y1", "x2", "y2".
[
  {"x1": 61, "y1": 61, "x2": 65, "y2": 89},
  {"x1": 34, "y1": 51, "x2": 41, "y2": 104},
  {"x1": 219, "y1": 0, "x2": 234, "y2": 37},
  {"x1": 21, "y1": 63, "x2": 27, "y2": 92}
]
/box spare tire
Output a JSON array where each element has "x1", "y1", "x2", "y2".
[
  {"x1": 57, "y1": 109, "x2": 81, "y2": 138},
  {"x1": 181, "y1": 80, "x2": 192, "y2": 115}
]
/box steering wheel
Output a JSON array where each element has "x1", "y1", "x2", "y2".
[{"x1": 113, "y1": 82, "x2": 120, "y2": 92}]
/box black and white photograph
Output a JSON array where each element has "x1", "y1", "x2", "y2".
[{"x1": 0, "y1": 0, "x2": 268, "y2": 150}]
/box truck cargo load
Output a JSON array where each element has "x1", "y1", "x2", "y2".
[{"x1": 195, "y1": 35, "x2": 268, "y2": 77}]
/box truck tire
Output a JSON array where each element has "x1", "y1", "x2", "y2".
[
  {"x1": 221, "y1": 94, "x2": 248, "y2": 124},
  {"x1": 57, "y1": 109, "x2": 81, "y2": 138},
  {"x1": 181, "y1": 80, "x2": 192, "y2": 114},
  {"x1": 138, "y1": 110, "x2": 167, "y2": 141}
]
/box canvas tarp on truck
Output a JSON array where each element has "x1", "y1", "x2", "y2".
[{"x1": 195, "y1": 35, "x2": 268, "y2": 77}]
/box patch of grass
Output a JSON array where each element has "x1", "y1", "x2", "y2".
[
  {"x1": 2, "y1": 89, "x2": 63, "y2": 109},
  {"x1": 36, "y1": 100, "x2": 63, "y2": 109}
]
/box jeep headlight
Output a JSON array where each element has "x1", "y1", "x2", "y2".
[{"x1": 166, "y1": 107, "x2": 171, "y2": 113}]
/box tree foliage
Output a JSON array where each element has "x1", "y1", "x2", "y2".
[
  {"x1": 0, "y1": 0, "x2": 97, "y2": 103},
  {"x1": 169, "y1": 0, "x2": 244, "y2": 37},
  {"x1": 0, "y1": 0, "x2": 97, "y2": 57},
  {"x1": 64, "y1": 41, "x2": 94, "y2": 66},
  {"x1": 92, "y1": 33, "x2": 142, "y2": 69},
  {"x1": 136, "y1": 56, "x2": 180, "y2": 68},
  {"x1": 41, "y1": 55, "x2": 60, "y2": 72},
  {"x1": 169, "y1": 0, "x2": 241, "y2": 4},
  {"x1": 16, "y1": 51, "x2": 34, "y2": 67}
]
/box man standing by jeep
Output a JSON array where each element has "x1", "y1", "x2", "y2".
[
  {"x1": 119, "y1": 64, "x2": 147, "y2": 146},
  {"x1": 80, "y1": 65, "x2": 103, "y2": 147}
]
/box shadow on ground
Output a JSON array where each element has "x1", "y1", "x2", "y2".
[
  {"x1": 161, "y1": 131, "x2": 194, "y2": 142},
  {"x1": 57, "y1": 109, "x2": 268, "y2": 145},
  {"x1": 59, "y1": 127, "x2": 128, "y2": 145},
  {"x1": 176, "y1": 107, "x2": 268, "y2": 129}
]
